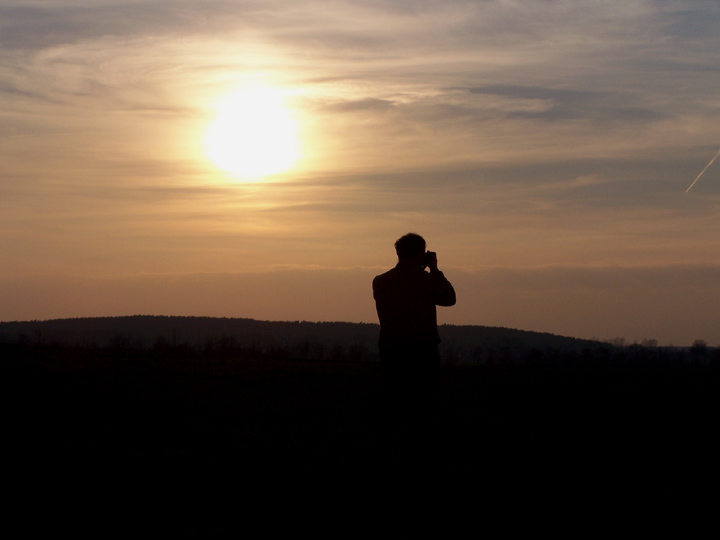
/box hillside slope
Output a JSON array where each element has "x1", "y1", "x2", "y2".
[{"x1": 0, "y1": 315, "x2": 606, "y2": 362}]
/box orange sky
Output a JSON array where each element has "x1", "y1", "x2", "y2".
[{"x1": 2, "y1": 1, "x2": 720, "y2": 345}]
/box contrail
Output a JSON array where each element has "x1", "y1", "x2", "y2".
[{"x1": 686, "y1": 146, "x2": 720, "y2": 193}]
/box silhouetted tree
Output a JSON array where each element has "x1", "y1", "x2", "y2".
[{"x1": 691, "y1": 339, "x2": 709, "y2": 361}]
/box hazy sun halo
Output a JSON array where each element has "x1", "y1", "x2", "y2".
[{"x1": 205, "y1": 85, "x2": 300, "y2": 180}]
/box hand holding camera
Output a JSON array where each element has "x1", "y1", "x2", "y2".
[{"x1": 423, "y1": 250, "x2": 438, "y2": 272}]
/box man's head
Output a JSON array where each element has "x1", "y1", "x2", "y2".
[{"x1": 395, "y1": 233, "x2": 426, "y2": 262}]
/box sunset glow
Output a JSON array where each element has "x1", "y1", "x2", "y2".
[
  {"x1": 205, "y1": 86, "x2": 300, "y2": 180},
  {"x1": 2, "y1": 1, "x2": 720, "y2": 345}
]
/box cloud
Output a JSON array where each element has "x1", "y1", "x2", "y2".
[
  {"x1": 463, "y1": 85, "x2": 671, "y2": 123},
  {"x1": 323, "y1": 98, "x2": 396, "y2": 113},
  {"x1": 0, "y1": 1, "x2": 272, "y2": 51}
]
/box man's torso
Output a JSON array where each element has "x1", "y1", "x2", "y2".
[{"x1": 373, "y1": 263, "x2": 441, "y2": 347}]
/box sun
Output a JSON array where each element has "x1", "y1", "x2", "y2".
[{"x1": 205, "y1": 85, "x2": 300, "y2": 180}]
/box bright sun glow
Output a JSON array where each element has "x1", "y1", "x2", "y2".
[{"x1": 205, "y1": 85, "x2": 300, "y2": 180}]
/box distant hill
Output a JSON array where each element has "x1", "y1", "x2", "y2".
[{"x1": 0, "y1": 316, "x2": 609, "y2": 362}]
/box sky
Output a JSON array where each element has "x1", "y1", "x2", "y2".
[{"x1": 2, "y1": 0, "x2": 720, "y2": 345}]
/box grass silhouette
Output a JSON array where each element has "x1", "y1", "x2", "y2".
[{"x1": 3, "y1": 326, "x2": 717, "y2": 530}]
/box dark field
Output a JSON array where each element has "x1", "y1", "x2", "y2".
[{"x1": 3, "y1": 343, "x2": 718, "y2": 528}]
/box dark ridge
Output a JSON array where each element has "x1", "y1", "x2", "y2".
[{"x1": 0, "y1": 315, "x2": 607, "y2": 363}]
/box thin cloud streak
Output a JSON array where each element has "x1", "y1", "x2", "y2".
[{"x1": 686, "y1": 146, "x2": 720, "y2": 192}]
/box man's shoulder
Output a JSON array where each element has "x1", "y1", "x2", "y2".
[
  {"x1": 373, "y1": 266, "x2": 408, "y2": 297},
  {"x1": 374, "y1": 264, "x2": 433, "y2": 282},
  {"x1": 374, "y1": 266, "x2": 396, "y2": 280},
  {"x1": 373, "y1": 267, "x2": 395, "y2": 288}
]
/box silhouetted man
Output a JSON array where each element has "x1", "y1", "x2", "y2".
[{"x1": 372, "y1": 233, "x2": 456, "y2": 426}]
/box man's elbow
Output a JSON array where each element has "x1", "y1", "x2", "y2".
[{"x1": 440, "y1": 294, "x2": 456, "y2": 307}]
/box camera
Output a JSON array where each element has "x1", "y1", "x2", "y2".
[{"x1": 423, "y1": 251, "x2": 436, "y2": 270}]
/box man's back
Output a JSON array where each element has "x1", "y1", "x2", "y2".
[{"x1": 373, "y1": 261, "x2": 456, "y2": 347}]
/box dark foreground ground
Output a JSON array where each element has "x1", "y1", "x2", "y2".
[{"x1": 3, "y1": 344, "x2": 718, "y2": 529}]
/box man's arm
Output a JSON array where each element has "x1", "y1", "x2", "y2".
[
  {"x1": 426, "y1": 252, "x2": 456, "y2": 307},
  {"x1": 431, "y1": 270, "x2": 456, "y2": 306}
]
